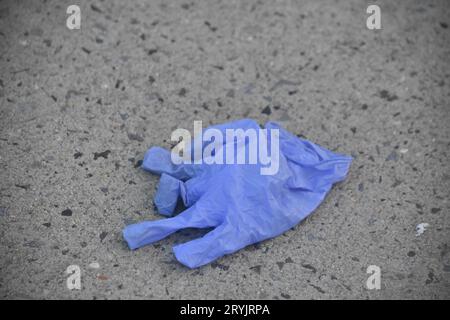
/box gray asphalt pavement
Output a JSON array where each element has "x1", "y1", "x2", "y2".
[{"x1": 0, "y1": 0, "x2": 449, "y2": 299}]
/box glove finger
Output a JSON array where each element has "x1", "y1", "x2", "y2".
[
  {"x1": 123, "y1": 204, "x2": 216, "y2": 250},
  {"x1": 155, "y1": 173, "x2": 211, "y2": 215},
  {"x1": 173, "y1": 223, "x2": 244, "y2": 268},
  {"x1": 154, "y1": 173, "x2": 186, "y2": 216},
  {"x1": 142, "y1": 146, "x2": 194, "y2": 180},
  {"x1": 182, "y1": 176, "x2": 211, "y2": 207}
]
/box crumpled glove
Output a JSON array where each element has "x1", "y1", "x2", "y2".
[{"x1": 123, "y1": 119, "x2": 352, "y2": 268}]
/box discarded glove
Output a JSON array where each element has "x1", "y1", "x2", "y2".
[{"x1": 123, "y1": 119, "x2": 352, "y2": 268}]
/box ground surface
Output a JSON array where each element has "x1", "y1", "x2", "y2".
[{"x1": 0, "y1": 0, "x2": 449, "y2": 299}]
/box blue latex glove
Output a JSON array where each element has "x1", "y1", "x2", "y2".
[{"x1": 123, "y1": 119, "x2": 352, "y2": 268}]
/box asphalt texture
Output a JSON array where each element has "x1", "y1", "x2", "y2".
[{"x1": 0, "y1": 0, "x2": 449, "y2": 299}]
